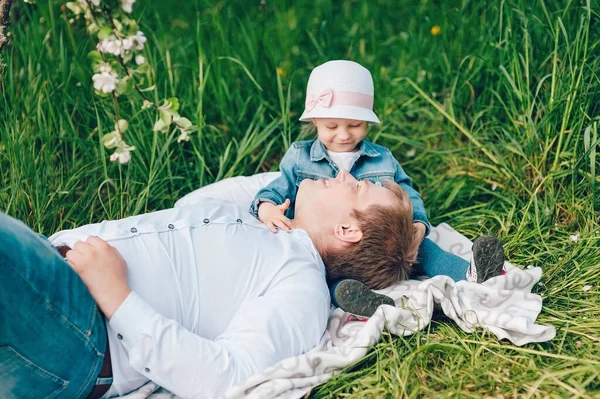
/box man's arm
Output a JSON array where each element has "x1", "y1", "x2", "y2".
[
  {"x1": 66, "y1": 237, "x2": 131, "y2": 318},
  {"x1": 67, "y1": 236, "x2": 330, "y2": 398}
]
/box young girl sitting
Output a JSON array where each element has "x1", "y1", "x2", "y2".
[{"x1": 250, "y1": 60, "x2": 505, "y2": 317}]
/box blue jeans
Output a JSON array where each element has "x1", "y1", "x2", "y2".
[
  {"x1": 330, "y1": 238, "x2": 468, "y2": 307},
  {"x1": 412, "y1": 238, "x2": 469, "y2": 282},
  {"x1": 0, "y1": 213, "x2": 107, "y2": 399}
]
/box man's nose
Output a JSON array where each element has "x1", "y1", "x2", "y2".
[
  {"x1": 336, "y1": 169, "x2": 348, "y2": 181},
  {"x1": 336, "y1": 169, "x2": 356, "y2": 182}
]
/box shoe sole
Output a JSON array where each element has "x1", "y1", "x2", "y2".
[
  {"x1": 334, "y1": 279, "x2": 395, "y2": 317},
  {"x1": 472, "y1": 236, "x2": 505, "y2": 283}
]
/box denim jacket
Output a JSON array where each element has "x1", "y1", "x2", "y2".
[{"x1": 250, "y1": 139, "x2": 430, "y2": 235}]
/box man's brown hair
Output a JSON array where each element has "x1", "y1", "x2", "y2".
[{"x1": 321, "y1": 181, "x2": 416, "y2": 289}]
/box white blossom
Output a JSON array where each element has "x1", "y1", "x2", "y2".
[
  {"x1": 582, "y1": 285, "x2": 592, "y2": 292},
  {"x1": 121, "y1": 0, "x2": 136, "y2": 13},
  {"x1": 98, "y1": 38, "x2": 122, "y2": 56},
  {"x1": 133, "y1": 31, "x2": 147, "y2": 50},
  {"x1": 121, "y1": 37, "x2": 134, "y2": 51},
  {"x1": 135, "y1": 55, "x2": 146, "y2": 65},
  {"x1": 177, "y1": 130, "x2": 190, "y2": 143},
  {"x1": 110, "y1": 150, "x2": 131, "y2": 164},
  {"x1": 92, "y1": 72, "x2": 118, "y2": 93},
  {"x1": 98, "y1": 63, "x2": 113, "y2": 74},
  {"x1": 569, "y1": 234, "x2": 580, "y2": 242}
]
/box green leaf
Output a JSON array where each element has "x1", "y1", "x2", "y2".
[
  {"x1": 159, "y1": 109, "x2": 172, "y2": 125},
  {"x1": 127, "y1": 20, "x2": 140, "y2": 35},
  {"x1": 112, "y1": 19, "x2": 123, "y2": 32},
  {"x1": 87, "y1": 22, "x2": 99, "y2": 35},
  {"x1": 97, "y1": 26, "x2": 113, "y2": 41},
  {"x1": 121, "y1": 52, "x2": 133, "y2": 65},
  {"x1": 153, "y1": 119, "x2": 169, "y2": 133},
  {"x1": 164, "y1": 97, "x2": 180, "y2": 112},
  {"x1": 135, "y1": 63, "x2": 150, "y2": 74},
  {"x1": 101, "y1": 132, "x2": 120, "y2": 149},
  {"x1": 115, "y1": 119, "x2": 129, "y2": 133},
  {"x1": 175, "y1": 117, "x2": 192, "y2": 129},
  {"x1": 88, "y1": 50, "x2": 103, "y2": 63},
  {"x1": 115, "y1": 76, "x2": 134, "y2": 95}
]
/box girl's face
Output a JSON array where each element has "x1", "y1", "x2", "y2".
[{"x1": 313, "y1": 118, "x2": 368, "y2": 153}]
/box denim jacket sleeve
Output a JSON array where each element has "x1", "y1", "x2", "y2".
[
  {"x1": 250, "y1": 146, "x2": 298, "y2": 218},
  {"x1": 393, "y1": 157, "x2": 431, "y2": 236}
]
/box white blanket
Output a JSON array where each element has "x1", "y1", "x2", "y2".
[{"x1": 118, "y1": 173, "x2": 555, "y2": 399}]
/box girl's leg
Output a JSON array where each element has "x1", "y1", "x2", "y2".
[
  {"x1": 412, "y1": 238, "x2": 469, "y2": 281},
  {"x1": 0, "y1": 213, "x2": 107, "y2": 399}
]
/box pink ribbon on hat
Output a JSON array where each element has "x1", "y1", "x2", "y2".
[
  {"x1": 305, "y1": 88, "x2": 333, "y2": 111},
  {"x1": 304, "y1": 88, "x2": 374, "y2": 112}
]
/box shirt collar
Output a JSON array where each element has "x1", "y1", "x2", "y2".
[{"x1": 310, "y1": 139, "x2": 382, "y2": 162}]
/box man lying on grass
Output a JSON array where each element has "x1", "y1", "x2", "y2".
[{"x1": 0, "y1": 172, "x2": 415, "y2": 399}]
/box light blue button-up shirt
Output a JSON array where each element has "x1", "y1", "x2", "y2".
[{"x1": 49, "y1": 199, "x2": 330, "y2": 398}]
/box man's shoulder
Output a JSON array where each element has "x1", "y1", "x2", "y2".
[{"x1": 49, "y1": 199, "x2": 257, "y2": 243}]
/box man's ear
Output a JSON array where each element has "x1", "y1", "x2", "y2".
[{"x1": 333, "y1": 223, "x2": 363, "y2": 244}]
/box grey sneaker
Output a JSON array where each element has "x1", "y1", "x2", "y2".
[
  {"x1": 467, "y1": 236, "x2": 505, "y2": 283},
  {"x1": 333, "y1": 279, "x2": 395, "y2": 317}
]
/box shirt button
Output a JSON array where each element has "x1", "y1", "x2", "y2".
[
  {"x1": 130, "y1": 227, "x2": 138, "y2": 233},
  {"x1": 144, "y1": 367, "x2": 150, "y2": 373},
  {"x1": 236, "y1": 219, "x2": 243, "y2": 224},
  {"x1": 203, "y1": 218, "x2": 210, "y2": 224},
  {"x1": 117, "y1": 334, "x2": 123, "y2": 340},
  {"x1": 168, "y1": 223, "x2": 174, "y2": 230}
]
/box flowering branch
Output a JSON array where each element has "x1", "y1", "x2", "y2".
[{"x1": 64, "y1": 0, "x2": 196, "y2": 163}]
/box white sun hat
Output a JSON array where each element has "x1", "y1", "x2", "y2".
[{"x1": 299, "y1": 60, "x2": 380, "y2": 124}]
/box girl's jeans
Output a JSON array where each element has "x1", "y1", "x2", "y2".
[
  {"x1": 330, "y1": 238, "x2": 469, "y2": 307},
  {"x1": 0, "y1": 213, "x2": 107, "y2": 399}
]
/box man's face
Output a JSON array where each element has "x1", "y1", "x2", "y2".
[{"x1": 295, "y1": 169, "x2": 398, "y2": 227}]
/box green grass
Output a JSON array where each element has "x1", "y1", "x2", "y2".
[{"x1": 1, "y1": 0, "x2": 599, "y2": 397}]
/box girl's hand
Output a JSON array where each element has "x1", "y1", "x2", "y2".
[{"x1": 258, "y1": 199, "x2": 293, "y2": 233}]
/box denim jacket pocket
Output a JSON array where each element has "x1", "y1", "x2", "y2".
[
  {"x1": 296, "y1": 170, "x2": 330, "y2": 186},
  {"x1": 0, "y1": 346, "x2": 67, "y2": 399},
  {"x1": 356, "y1": 171, "x2": 396, "y2": 183}
]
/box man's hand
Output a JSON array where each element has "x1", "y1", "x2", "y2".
[
  {"x1": 257, "y1": 199, "x2": 293, "y2": 233},
  {"x1": 407, "y1": 222, "x2": 427, "y2": 266},
  {"x1": 66, "y1": 236, "x2": 132, "y2": 319}
]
